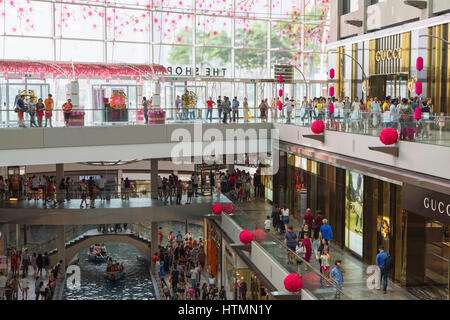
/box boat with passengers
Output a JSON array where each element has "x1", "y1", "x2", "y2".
[
  {"x1": 87, "y1": 243, "x2": 109, "y2": 263},
  {"x1": 104, "y1": 258, "x2": 125, "y2": 280}
]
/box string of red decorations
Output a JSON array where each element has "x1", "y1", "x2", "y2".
[{"x1": 0, "y1": 60, "x2": 166, "y2": 79}]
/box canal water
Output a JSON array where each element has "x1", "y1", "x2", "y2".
[{"x1": 63, "y1": 242, "x2": 156, "y2": 300}]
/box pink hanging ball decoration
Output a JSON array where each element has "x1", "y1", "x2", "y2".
[
  {"x1": 415, "y1": 81, "x2": 423, "y2": 95},
  {"x1": 379, "y1": 127, "x2": 398, "y2": 145},
  {"x1": 329, "y1": 86, "x2": 335, "y2": 97},
  {"x1": 253, "y1": 229, "x2": 266, "y2": 243},
  {"x1": 278, "y1": 101, "x2": 283, "y2": 111},
  {"x1": 239, "y1": 230, "x2": 253, "y2": 244},
  {"x1": 302, "y1": 272, "x2": 321, "y2": 292},
  {"x1": 311, "y1": 120, "x2": 325, "y2": 135},
  {"x1": 211, "y1": 203, "x2": 223, "y2": 215},
  {"x1": 329, "y1": 68, "x2": 335, "y2": 79},
  {"x1": 414, "y1": 107, "x2": 422, "y2": 121},
  {"x1": 223, "y1": 203, "x2": 234, "y2": 214},
  {"x1": 416, "y1": 57, "x2": 424, "y2": 71},
  {"x1": 279, "y1": 89, "x2": 283, "y2": 97},
  {"x1": 278, "y1": 75, "x2": 283, "y2": 83},
  {"x1": 328, "y1": 104, "x2": 334, "y2": 115},
  {"x1": 284, "y1": 273, "x2": 303, "y2": 292}
]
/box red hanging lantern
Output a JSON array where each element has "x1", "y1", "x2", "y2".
[
  {"x1": 278, "y1": 75, "x2": 283, "y2": 83},
  {"x1": 414, "y1": 107, "x2": 422, "y2": 121},
  {"x1": 328, "y1": 104, "x2": 334, "y2": 115},
  {"x1": 329, "y1": 86, "x2": 335, "y2": 97},
  {"x1": 253, "y1": 229, "x2": 266, "y2": 242},
  {"x1": 415, "y1": 81, "x2": 423, "y2": 95},
  {"x1": 284, "y1": 273, "x2": 303, "y2": 292},
  {"x1": 329, "y1": 68, "x2": 335, "y2": 79},
  {"x1": 311, "y1": 120, "x2": 325, "y2": 134},
  {"x1": 211, "y1": 203, "x2": 223, "y2": 215},
  {"x1": 239, "y1": 230, "x2": 253, "y2": 244},
  {"x1": 279, "y1": 89, "x2": 283, "y2": 97},
  {"x1": 379, "y1": 127, "x2": 398, "y2": 145},
  {"x1": 223, "y1": 203, "x2": 234, "y2": 214},
  {"x1": 416, "y1": 57, "x2": 424, "y2": 71}
]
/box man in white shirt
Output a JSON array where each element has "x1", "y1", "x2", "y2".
[
  {"x1": 334, "y1": 97, "x2": 345, "y2": 122},
  {"x1": 284, "y1": 97, "x2": 294, "y2": 124},
  {"x1": 370, "y1": 97, "x2": 381, "y2": 127},
  {"x1": 264, "y1": 216, "x2": 271, "y2": 232}
]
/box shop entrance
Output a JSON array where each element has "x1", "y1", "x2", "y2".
[
  {"x1": 369, "y1": 74, "x2": 409, "y2": 99},
  {"x1": 163, "y1": 84, "x2": 207, "y2": 120},
  {"x1": 0, "y1": 82, "x2": 49, "y2": 127},
  {"x1": 7, "y1": 166, "x2": 25, "y2": 199}
]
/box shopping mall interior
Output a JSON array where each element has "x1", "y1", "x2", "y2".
[{"x1": 0, "y1": 0, "x2": 449, "y2": 302}]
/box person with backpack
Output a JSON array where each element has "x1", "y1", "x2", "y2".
[
  {"x1": 319, "y1": 219, "x2": 333, "y2": 243},
  {"x1": 376, "y1": 246, "x2": 390, "y2": 294},
  {"x1": 284, "y1": 226, "x2": 297, "y2": 265}
]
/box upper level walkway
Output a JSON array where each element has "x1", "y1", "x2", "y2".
[{"x1": 0, "y1": 193, "x2": 229, "y2": 225}]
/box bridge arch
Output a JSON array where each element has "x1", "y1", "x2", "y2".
[{"x1": 50, "y1": 233, "x2": 151, "y2": 266}]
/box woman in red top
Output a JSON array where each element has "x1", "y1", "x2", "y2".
[
  {"x1": 36, "y1": 98, "x2": 45, "y2": 127},
  {"x1": 11, "y1": 254, "x2": 18, "y2": 275},
  {"x1": 302, "y1": 233, "x2": 312, "y2": 263}
]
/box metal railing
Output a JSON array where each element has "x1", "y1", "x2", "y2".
[{"x1": 0, "y1": 106, "x2": 448, "y2": 147}]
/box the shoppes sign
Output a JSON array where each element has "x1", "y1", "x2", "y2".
[
  {"x1": 402, "y1": 184, "x2": 450, "y2": 224},
  {"x1": 166, "y1": 66, "x2": 227, "y2": 77}
]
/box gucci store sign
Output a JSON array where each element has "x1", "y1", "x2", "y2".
[
  {"x1": 403, "y1": 184, "x2": 450, "y2": 225},
  {"x1": 375, "y1": 48, "x2": 402, "y2": 61}
]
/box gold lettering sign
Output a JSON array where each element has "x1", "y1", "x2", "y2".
[{"x1": 375, "y1": 48, "x2": 402, "y2": 62}]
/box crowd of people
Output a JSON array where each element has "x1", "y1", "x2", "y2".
[
  {"x1": 14, "y1": 93, "x2": 74, "y2": 128},
  {"x1": 153, "y1": 229, "x2": 226, "y2": 300},
  {"x1": 0, "y1": 247, "x2": 63, "y2": 300}
]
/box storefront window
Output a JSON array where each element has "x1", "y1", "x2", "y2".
[
  {"x1": 345, "y1": 170, "x2": 364, "y2": 256},
  {"x1": 425, "y1": 220, "x2": 449, "y2": 299}
]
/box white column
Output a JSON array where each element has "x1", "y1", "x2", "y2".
[
  {"x1": 151, "y1": 159, "x2": 158, "y2": 199},
  {"x1": 55, "y1": 163, "x2": 64, "y2": 202},
  {"x1": 153, "y1": 81, "x2": 161, "y2": 110},
  {"x1": 117, "y1": 169, "x2": 123, "y2": 196},
  {"x1": 56, "y1": 225, "x2": 66, "y2": 270},
  {"x1": 150, "y1": 221, "x2": 158, "y2": 271}
]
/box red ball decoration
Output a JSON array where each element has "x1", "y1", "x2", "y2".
[
  {"x1": 278, "y1": 101, "x2": 283, "y2": 111},
  {"x1": 311, "y1": 120, "x2": 325, "y2": 135},
  {"x1": 415, "y1": 81, "x2": 423, "y2": 95},
  {"x1": 253, "y1": 229, "x2": 266, "y2": 242},
  {"x1": 329, "y1": 68, "x2": 335, "y2": 79},
  {"x1": 223, "y1": 203, "x2": 234, "y2": 214},
  {"x1": 301, "y1": 272, "x2": 321, "y2": 291},
  {"x1": 279, "y1": 89, "x2": 283, "y2": 97},
  {"x1": 211, "y1": 203, "x2": 223, "y2": 215},
  {"x1": 379, "y1": 127, "x2": 398, "y2": 145},
  {"x1": 278, "y1": 75, "x2": 283, "y2": 83},
  {"x1": 284, "y1": 273, "x2": 303, "y2": 292},
  {"x1": 239, "y1": 230, "x2": 253, "y2": 244},
  {"x1": 329, "y1": 86, "x2": 335, "y2": 97},
  {"x1": 416, "y1": 57, "x2": 424, "y2": 71},
  {"x1": 328, "y1": 104, "x2": 334, "y2": 115},
  {"x1": 414, "y1": 106, "x2": 422, "y2": 121}
]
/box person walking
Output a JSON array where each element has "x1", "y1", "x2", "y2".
[
  {"x1": 232, "y1": 97, "x2": 239, "y2": 122},
  {"x1": 142, "y1": 96, "x2": 149, "y2": 124},
  {"x1": 284, "y1": 226, "x2": 297, "y2": 265},
  {"x1": 303, "y1": 208, "x2": 314, "y2": 230},
  {"x1": 206, "y1": 97, "x2": 215, "y2": 122},
  {"x1": 28, "y1": 96, "x2": 38, "y2": 127},
  {"x1": 0, "y1": 272, "x2": 7, "y2": 300},
  {"x1": 176, "y1": 180, "x2": 183, "y2": 205},
  {"x1": 330, "y1": 260, "x2": 345, "y2": 299},
  {"x1": 16, "y1": 94, "x2": 27, "y2": 128},
  {"x1": 216, "y1": 96, "x2": 223, "y2": 122},
  {"x1": 19, "y1": 273, "x2": 29, "y2": 300},
  {"x1": 175, "y1": 95, "x2": 181, "y2": 120},
  {"x1": 319, "y1": 218, "x2": 333, "y2": 244},
  {"x1": 243, "y1": 97, "x2": 249, "y2": 122},
  {"x1": 62, "y1": 98, "x2": 73, "y2": 126},
  {"x1": 376, "y1": 246, "x2": 390, "y2": 294},
  {"x1": 44, "y1": 94, "x2": 54, "y2": 127},
  {"x1": 36, "y1": 253, "x2": 43, "y2": 277}
]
